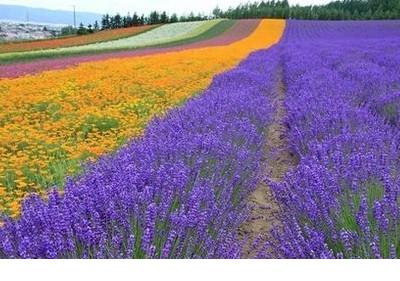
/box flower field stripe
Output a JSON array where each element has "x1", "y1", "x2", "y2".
[
  {"x1": 0, "y1": 20, "x2": 223, "y2": 64},
  {"x1": 0, "y1": 19, "x2": 260, "y2": 79},
  {"x1": 0, "y1": 40, "x2": 283, "y2": 258},
  {"x1": 168, "y1": 19, "x2": 260, "y2": 49},
  {"x1": 142, "y1": 19, "x2": 237, "y2": 49},
  {"x1": 0, "y1": 19, "x2": 285, "y2": 217},
  {"x1": 261, "y1": 20, "x2": 400, "y2": 259},
  {"x1": 0, "y1": 25, "x2": 158, "y2": 54}
]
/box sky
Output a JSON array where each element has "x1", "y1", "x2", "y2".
[{"x1": 0, "y1": 0, "x2": 333, "y2": 15}]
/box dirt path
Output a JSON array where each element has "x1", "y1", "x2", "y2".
[{"x1": 239, "y1": 68, "x2": 297, "y2": 258}]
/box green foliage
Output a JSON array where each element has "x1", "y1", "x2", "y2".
[
  {"x1": 80, "y1": 115, "x2": 120, "y2": 139},
  {"x1": 60, "y1": 25, "x2": 77, "y2": 36},
  {"x1": 31, "y1": 102, "x2": 62, "y2": 121},
  {"x1": 219, "y1": 0, "x2": 400, "y2": 20},
  {"x1": 100, "y1": 10, "x2": 209, "y2": 30},
  {"x1": 331, "y1": 180, "x2": 399, "y2": 258},
  {"x1": 77, "y1": 23, "x2": 89, "y2": 35},
  {"x1": 382, "y1": 103, "x2": 399, "y2": 125},
  {"x1": 2, "y1": 170, "x2": 16, "y2": 192}
]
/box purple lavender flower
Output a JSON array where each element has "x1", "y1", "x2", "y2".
[{"x1": 265, "y1": 20, "x2": 400, "y2": 259}]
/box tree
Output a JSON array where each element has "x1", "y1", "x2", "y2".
[
  {"x1": 160, "y1": 11, "x2": 169, "y2": 23},
  {"x1": 87, "y1": 24, "x2": 94, "y2": 33},
  {"x1": 77, "y1": 23, "x2": 88, "y2": 35},
  {"x1": 94, "y1": 21, "x2": 99, "y2": 31},
  {"x1": 281, "y1": 0, "x2": 289, "y2": 8},
  {"x1": 373, "y1": 7, "x2": 385, "y2": 19},
  {"x1": 126, "y1": 13, "x2": 132, "y2": 27},
  {"x1": 170, "y1": 13, "x2": 178, "y2": 23},
  {"x1": 132, "y1": 13, "x2": 139, "y2": 26},
  {"x1": 139, "y1": 14, "x2": 145, "y2": 25},
  {"x1": 212, "y1": 6, "x2": 222, "y2": 18},
  {"x1": 114, "y1": 14, "x2": 122, "y2": 28},
  {"x1": 122, "y1": 16, "x2": 128, "y2": 28},
  {"x1": 101, "y1": 14, "x2": 110, "y2": 29},
  {"x1": 188, "y1": 12, "x2": 195, "y2": 21},
  {"x1": 149, "y1": 11, "x2": 160, "y2": 24},
  {"x1": 364, "y1": 9, "x2": 373, "y2": 20},
  {"x1": 353, "y1": 9, "x2": 360, "y2": 20},
  {"x1": 109, "y1": 16, "x2": 115, "y2": 28},
  {"x1": 61, "y1": 25, "x2": 76, "y2": 36}
]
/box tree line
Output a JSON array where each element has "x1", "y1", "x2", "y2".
[
  {"x1": 61, "y1": 11, "x2": 209, "y2": 35},
  {"x1": 99, "y1": 11, "x2": 210, "y2": 29},
  {"x1": 61, "y1": 21, "x2": 101, "y2": 36},
  {"x1": 214, "y1": 0, "x2": 400, "y2": 20}
]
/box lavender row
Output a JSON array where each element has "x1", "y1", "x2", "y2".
[
  {"x1": 0, "y1": 46, "x2": 280, "y2": 258},
  {"x1": 264, "y1": 21, "x2": 400, "y2": 258}
]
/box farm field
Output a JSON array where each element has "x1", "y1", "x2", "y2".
[
  {"x1": 0, "y1": 15, "x2": 400, "y2": 260},
  {"x1": 266, "y1": 20, "x2": 400, "y2": 259},
  {"x1": 0, "y1": 24, "x2": 157, "y2": 54},
  {"x1": 0, "y1": 19, "x2": 284, "y2": 218},
  {"x1": 0, "y1": 19, "x2": 259, "y2": 78},
  {"x1": 0, "y1": 20, "x2": 228, "y2": 64}
]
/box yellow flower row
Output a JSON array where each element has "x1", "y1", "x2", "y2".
[{"x1": 0, "y1": 19, "x2": 286, "y2": 217}]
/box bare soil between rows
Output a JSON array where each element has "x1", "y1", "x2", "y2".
[{"x1": 239, "y1": 68, "x2": 297, "y2": 258}]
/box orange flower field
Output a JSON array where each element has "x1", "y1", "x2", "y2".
[
  {"x1": 0, "y1": 25, "x2": 156, "y2": 54},
  {"x1": 0, "y1": 19, "x2": 285, "y2": 217}
]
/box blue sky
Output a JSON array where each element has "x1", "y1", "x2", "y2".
[{"x1": 0, "y1": 0, "x2": 332, "y2": 15}]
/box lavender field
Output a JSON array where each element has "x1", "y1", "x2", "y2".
[
  {"x1": 1, "y1": 20, "x2": 400, "y2": 259},
  {"x1": 265, "y1": 20, "x2": 400, "y2": 258}
]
